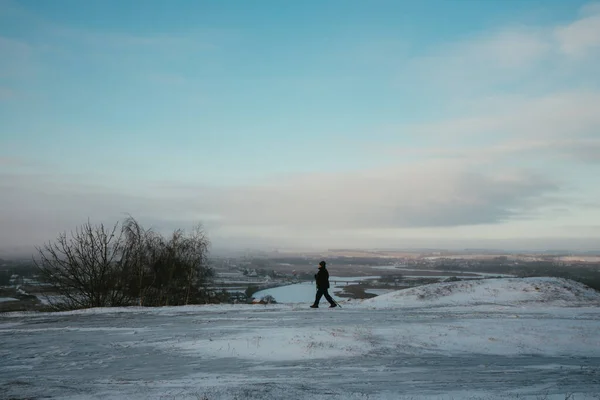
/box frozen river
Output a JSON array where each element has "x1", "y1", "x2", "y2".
[{"x1": 253, "y1": 276, "x2": 383, "y2": 303}]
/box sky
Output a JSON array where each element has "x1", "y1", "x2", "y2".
[{"x1": 1, "y1": 0, "x2": 600, "y2": 255}]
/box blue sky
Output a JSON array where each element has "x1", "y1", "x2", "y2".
[{"x1": 1, "y1": 0, "x2": 599, "y2": 253}]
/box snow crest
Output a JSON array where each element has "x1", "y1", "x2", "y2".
[
  {"x1": 0, "y1": 297, "x2": 19, "y2": 303},
  {"x1": 360, "y1": 277, "x2": 600, "y2": 308}
]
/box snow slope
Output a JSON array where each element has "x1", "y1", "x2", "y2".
[
  {"x1": 360, "y1": 277, "x2": 600, "y2": 308},
  {"x1": 0, "y1": 297, "x2": 18, "y2": 303},
  {"x1": 1, "y1": 277, "x2": 599, "y2": 399}
]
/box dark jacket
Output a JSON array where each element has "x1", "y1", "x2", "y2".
[{"x1": 315, "y1": 267, "x2": 330, "y2": 289}]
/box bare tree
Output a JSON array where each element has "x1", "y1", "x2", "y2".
[
  {"x1": 35, "y1": 218, "x2": 215, "y2": 310},
  {"x1": 34, "y1": 221, "x2": 132, "y2": 310},
  {"x1": 142, "y1": 224, "x2": 213, "y2": 307},
  {"x1": 121, "y1": 217, "x2": 157, "y2": 306}
]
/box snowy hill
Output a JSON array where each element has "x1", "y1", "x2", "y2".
[{"x1": 360, "y1": 277, "x2": 600, "y2": 309}]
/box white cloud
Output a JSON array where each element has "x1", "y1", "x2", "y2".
[
  {"x1": 388, "y1": 138, "x2": 600, "y2": 167},
  {"x1": 400, "y1": 28, "x2": 551, "y2": 95},
  {"x1": 401, "y1": 5, "x2": 600, "y2": 96},
  {"x1": 396, "y1": 91, "x2": 600, "y2": 145},
  {"x1": 580, "y1": 2, "x2": 600, "y2": 16},
  {"x1": 555, "y1": 13, "x2": 600, "y2": 56},
  {"x1": 454, "y1": 28, "x2": 551, "y2": 69},
  {"x1": 216, "y1": 165, "x2": 555, "y2": 230}
]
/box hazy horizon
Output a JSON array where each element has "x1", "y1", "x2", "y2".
[
  {"x1": 2, "y1": 236, "x2": 600, "y2": 260},
  {"x1": 1, "y1": 0, "x2": 600, "y2": 254}
]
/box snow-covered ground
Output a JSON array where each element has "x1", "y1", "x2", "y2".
[
  {"x1": 0, "y1": 297, "x2": 18, "y2": 303},
  {"x1": 360, "y1": 277, "x2": 600, "y2": 308},
  {"x1": 1, "y1": 278, "x2": 600, "y2": 399}
]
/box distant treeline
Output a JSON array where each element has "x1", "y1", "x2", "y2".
[
  {"x1": 0, "y1": 263, "x2": 38, "y2": 286},
  {"x1": 437, "y1": 259, "x2": 600, "y2": 292},
  {"x1": 515, "y1": 263, "x2": 600, "y2": 293},
  {"x1": 0, "y1": 271, "x2": 10, "y2": 286}
]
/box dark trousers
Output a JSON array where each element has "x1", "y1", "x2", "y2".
[{"x1": 314, "y1": 288, "x2": 335, "y2": 306}]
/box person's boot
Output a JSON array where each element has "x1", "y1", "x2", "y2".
[
  {"x1": 310, "y1": 304, "x2": 318, "y2": 308},
  {"x1": 329, "y1": 303, "x2": 337, "y2": 308}
]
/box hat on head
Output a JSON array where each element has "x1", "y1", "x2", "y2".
[{"x1": 319, "y1": 260, "x2": 326, "y2": 267}]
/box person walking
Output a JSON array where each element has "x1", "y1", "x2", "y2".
[{"x1": 310, "y1": 261, "x2": 337, "y2": 308}]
